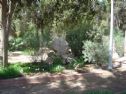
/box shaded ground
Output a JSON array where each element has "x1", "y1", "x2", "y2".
[
  {"x1": 1, "y1": 52, "x2": 126, "y2": 94},
  {"x1": 0, "y1": 67, "x2": 126, "y2": 94}
]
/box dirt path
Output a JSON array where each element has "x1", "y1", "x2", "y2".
[
  {"x1": 0, "y1": 68, "x2": 126, "y2": 94},
  {"x1": 8, "y1": 51, "x2": 32, "y2": 63},
  {"x1": 2, "y1": 51, "x2": 126, "y2": 94}
]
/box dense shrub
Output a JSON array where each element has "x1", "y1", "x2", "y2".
[
  {"x1": 10, "y1": 19, "x2": 52, "y2": 51},
  {"x1": 9, "y1": 37, "x2": 25, "y2": 51},
  {"x1": 23, "y1": 31, "x2": 40, "y2": 49},
  {"x1": 114, "y1": 30, "x2": 124, "y2": 57},
  {"x1": 9, "y1": 21, "x2": 39, "y2": 51},
  {"x1": 102, "y1": 30, "x2": 124, "y2": 57},
  {"x1": 66, "y1": 28, "x2": 86, "y2": 57},
  {"x1": 82, "y1": 40, "x2": 109, "y2": 65},
  {"x1": 66, "y1": 23, "x2": 102, "y2": 57},
  {"x1": 9, "y1": 30, "x2": 51, "y2": 51},
  {"x1": 9, "y1": 34, "x2": 39, "y2": 51},
  {"x1": 66, "y1": 57, "x2": 85, "y2": 69},
  {"x1": 48, "y1": 56, "x2": 65, "y2": 73}
]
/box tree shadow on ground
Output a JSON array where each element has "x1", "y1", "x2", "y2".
[{"x1": 0, "y1": 69, "x2": 126, "y2": 94}]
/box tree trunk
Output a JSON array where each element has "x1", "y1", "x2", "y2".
[
  {"x1": 2, "y1": 0, "x2": 8, "y2": 66},
  {"x1": 2, "y1": 0, "x2": 13, "y2": 66},
  {"x1": 0, "y1": 3, "x2": 3, "y2": 64},
  {"x1": 124, "y1": 30, "x2": 126, "y2": 56},
  {"x1": 0, "y1": 0, "x2": 15, "y2": 67}
]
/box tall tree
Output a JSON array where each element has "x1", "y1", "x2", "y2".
[
  {"x1": 0, "y1": 0, "x2": 9, "y2": 66},
  {"x1": 0, "y1": 0, "x2": 39, "y2": 66},
  {"x1": 0, "y1": 0, "x2": 16, "y2": 66}
]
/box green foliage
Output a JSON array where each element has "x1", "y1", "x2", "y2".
[
  {"x1": 9, "y1": 35, "x2": 39, "y2": 51},
  {"x1": 84, "y1": 90, "x2": 114, "y2": 94},
  {"x1": 21, "y1": 57, "x2": 64, "y2": 73},
  {"x1": 23, "y1": 31, "x2": 39, "y2": 50},
  {"x1": 66, "y1": 12, "x2": 104, "y2": 57},
  {"x1": 0, "y1": 57, "x2": 65, "y2": 79},
  {"x1": 30, "y1": 55, "x2": 65, "y2": 73},
  {"x1": 82, "y1": 41, "x2": 95, "y2": 63},
  {"x1": 0, "y1": 54, "x2": 87, "y2": 79},
  {"x1": 67, "y1": 57, "x2": 85, "y2": 69},
  {"x1": 114, "y1": 30, "x2": 124, "y2": 57},
  {"x1": 66, "y1": 28, "x2": 86, "y2": 57},
  {"x1": 10, "y1": 0, "x2": 107, "y2": 54},
  {"x1": 9, "y1": 37, "x2": 25, "y2": 51},
  {"x1": 0, "y1": 64, "x2": 22, "y2": 79},
  {"x1": 20, "y1": 63, "x2": 45, "y2": 73},
  {"x1": 50, "y1": 65, "x2": 65, "y2": 73},
  {"x1": 10, "y1": 18, "x2": 52, "y2": 51},
  {"x1": 82, "y1": 40, "x2": 109, "y2": 65},
  {"x1": 10, "y1": 20, "x2": 40, "y2": 51},
  {"x1": 49, "y1": 56, "x2": 65, "y2": 73},
  {"x1": 66, "y1": 23, "x2": 93, "y2": 57},
  {"x1": 39, "y1": 29, "x2": 52, "y2": 47},
  {"x1": 102, "y1": 29, "x2": 124, "y2": 57}
]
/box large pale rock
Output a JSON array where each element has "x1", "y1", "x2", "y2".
[
  {"x1": 32, "y1": 47, "x2": 54, "y2": 64},
  {"x1": 51, "y1": 37, "x2": 73, "y2": 63},
  {"x1": 32, "y1": 37, "x2": 73, "y2": 64},
  {"x1": 51, "y1": 37, "x2": 69, "y2": 55}
]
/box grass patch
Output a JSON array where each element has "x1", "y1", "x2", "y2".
[
  {"x1": 0, "y1": 56, "x2": 86, "y2": 79},
  {"x1": 66, "y1": 57, "x2": 85, "y2": 69},
  {"x1": 84, "y1": 90, "x2": 114, "y2": 94},
  {"x1": 0, "y1": 60, "x2": 65, "y2": 79},
  {"x1": 0, "y1": 56, "x2": 100, "y2": 79},
  {"x1": 0, "y1": 64, "x2": 23, "y2": 79}
]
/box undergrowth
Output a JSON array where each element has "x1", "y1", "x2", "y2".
[{"x1": 0, "y1": 59, "x2": 65, "y2": 79}]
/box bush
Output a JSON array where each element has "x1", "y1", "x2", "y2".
[
  {"x1": 23, "y1": 31, "x2": 40, "y2": 50},
  {"x1": 82, "y1": 40, "x2": 109, "y2": 65},
  {"x1": 0, "y1": 59, "x2": 65, "y2": 79},
  {"x1": 114, "y1": 30, "x2": 124, "y2": 57},
  {"x1": 22, "y1": 56, "x2": 64, "y2": 73},
  {"x1": 9, "y1": 29, "x2": 51, "y2": 51},
  {"x1": 0, "y1": 64, "x2": 23, "y2": 79},
  {"x1": 47, "y1": 56, "x2": 64, "y2": 73},
  {"x1": 66, "y1": 28, "x2": 86, "y2": 57},
  {"x1": 9, "y1": 31, "x2": 40, "y2": 51},
  {"x1": 66, "y1": 24, "x2": 102, "y2": 57},
  {"x1": 66, "y1": 57, "x2": 85, "y2": 69},
  {"x1": 50, "y1": 65, "x2": 65, "y2": 73},
  {"x1": 9, "y1": 37, "x2": 25, "y2": 51}
]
